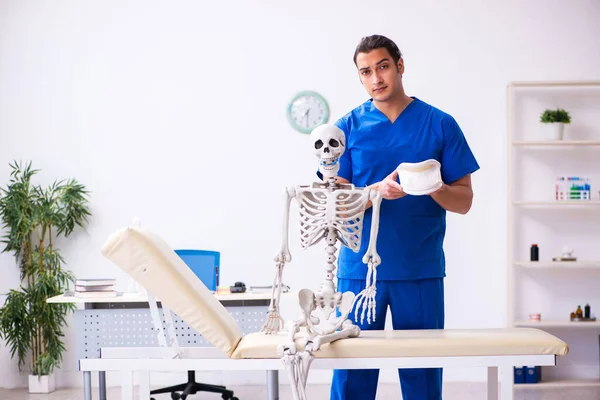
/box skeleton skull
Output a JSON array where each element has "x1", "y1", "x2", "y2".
[{"x1": 309, "y1": 124, "x2": 346, "y2": 179}]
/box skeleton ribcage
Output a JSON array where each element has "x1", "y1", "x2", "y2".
[{"x1": 296, "y1": 188, "x2": 368, "y2": 252}]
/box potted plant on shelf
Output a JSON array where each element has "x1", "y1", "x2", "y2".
[
  {"x1": 540, "y1": 108, "x2": 571, "y2": 140},
  {"x1": 0, "y1": 161, "x2": 91, "y2": 393}
]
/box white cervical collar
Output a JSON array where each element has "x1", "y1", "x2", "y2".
[{"x1": 396, "y1": 159, "x2": 442, "y2": 195}]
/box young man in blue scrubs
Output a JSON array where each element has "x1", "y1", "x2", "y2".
[{"x1": 329, "y1": 35, "x2": 480, "y2": 400}]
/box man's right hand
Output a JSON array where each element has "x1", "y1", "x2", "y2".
[{"x1": 370, "y1": 170, "x2": 406, "y2": 200}]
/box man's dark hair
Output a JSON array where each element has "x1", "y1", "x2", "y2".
[{"x1": 353, "y1": 35, "x2": 402, "y2": 66}]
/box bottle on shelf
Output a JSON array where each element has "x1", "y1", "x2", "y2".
[
  {"x1": 584, "y1": 303, "x2": 590, "y2": 319},
  {"x1": 530, "y1": 244, "x2": 539, "y2": 261},
  {"x1": 576, "y1": 305, "x2": 583, "y2": 318}
]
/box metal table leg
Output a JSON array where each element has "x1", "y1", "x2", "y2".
[
  {"x1": 99, "y1": 371, "x2": 107, "y2": 400},
  {"x1": 267, "y1": 370, "x2": 279, "y2": 400},
  {"x1": 83, "y1": 371, "x2": 92, "y2": 400},
  {"x1": 500, "y1": 366, "x2": 514, "y2": 400},
  {"x1": 487, "y1": 366, "x2": 498, "y2": 400}
]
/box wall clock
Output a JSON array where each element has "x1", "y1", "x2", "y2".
[{"x1": 286, "y1": 90, "x2": 330, "y2": 133}]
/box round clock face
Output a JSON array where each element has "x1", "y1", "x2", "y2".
[{"x1": 287, "y1": 91, "x2": 329, "y2": 133}]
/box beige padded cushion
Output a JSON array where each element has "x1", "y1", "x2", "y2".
[
  {"x1": 101, "y1": 226, "x2": 243, "y2": 357},
  {"x1": 101, "y1": 226, "x2": 568, "y2": 362},
  {"x1": 231, "y1": 328, "x2": 569, "y2": 359}
]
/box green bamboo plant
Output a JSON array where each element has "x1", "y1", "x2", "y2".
[{"x1": 0, "y1": 161, "x2": 91, "y2": 376}]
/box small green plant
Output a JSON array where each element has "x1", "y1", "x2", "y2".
[
  {"x1": 0, "y1": 161, "x2": 91, "y2": 376},
  {"x1": 540, "y1": 108, "x2": 571, "y2": 124}
]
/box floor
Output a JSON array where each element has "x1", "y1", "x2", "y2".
[{"x1": 0, "y1": 383, "x2": 599, "y2": 400}]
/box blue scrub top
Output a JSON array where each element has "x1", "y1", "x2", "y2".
[{"x1": 333, "y1": 97, "x2": 480, "y2": 281}]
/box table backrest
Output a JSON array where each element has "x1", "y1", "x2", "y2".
[{"x1": 101, "y1": 226, "x2": 244, "y2": 357}]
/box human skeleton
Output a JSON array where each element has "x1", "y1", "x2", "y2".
[{"x1": 261, "y1": 124, "x2": 383, "y2": 400}]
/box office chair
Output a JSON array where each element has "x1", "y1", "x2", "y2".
[{"x1": 149, "y1": 250, "x2": 238, "y2": 400}]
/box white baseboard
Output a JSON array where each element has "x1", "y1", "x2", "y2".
[
  {"x1": 49, "y1": 367, "x2": 493, "y2": 389},
  {"x1": 4, "y1": 364, "x2": 598, "y2": 389}
]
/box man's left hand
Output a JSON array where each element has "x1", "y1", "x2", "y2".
[{"x1": 371, "y1": 170, "x2": 406, "y2": 200}]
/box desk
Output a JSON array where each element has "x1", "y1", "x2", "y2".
[
  {"x1": 48, "y1": 291, "x2": 288, "y2": 400},
  {"x1": 48, "y1": 291, "x2": 281, "y2": 305}
]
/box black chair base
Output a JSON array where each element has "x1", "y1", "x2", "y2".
[{"x1": 150, "y1": 370, "x2": 238, "y2": 400}]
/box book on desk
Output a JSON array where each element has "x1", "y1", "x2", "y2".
[{"x1": 74, "y1": 278, "x2": 117, "y2": 298}]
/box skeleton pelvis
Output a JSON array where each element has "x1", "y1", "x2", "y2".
[{"x1": 299, "y1": 289, "x2": 355, "y2": 335}]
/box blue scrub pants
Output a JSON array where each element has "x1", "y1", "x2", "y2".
[{"x1": 330, "y1": 277, "x2": 445, "y2": 400}]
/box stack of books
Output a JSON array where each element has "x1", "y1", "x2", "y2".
[
  {"x1": 74, "y1": 278, "x2": 117, "y2": 298},
  {"x1": 249, "y1": 284, "x2": 291, "y2": 294}
]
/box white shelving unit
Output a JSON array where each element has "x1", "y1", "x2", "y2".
[
  {"x1": 513, "y1": 200, "x2": 600, "y2": 207},
  {"x1": 513, "y1": 140, "x2": 600, "y2": 146},
  {"x1": 514, "y1": 260, "x2": 600, "y2": 269},
  {"x1": 514, "y1": 379, "x2": 600, "y2": 390},
  {"x1": 514, "y1": 320, "x2": 600, "y2": 328},
  {"x1": 507, "y1": 81, "x2": 600, "y2": 389}
]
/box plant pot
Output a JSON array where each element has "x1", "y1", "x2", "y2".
[
  {"x1": 28, "y1": 374, "x2": 55, "y2": 393},
  {"x1": 543, "y1": 122, "x2": 565, "y2": 140}
]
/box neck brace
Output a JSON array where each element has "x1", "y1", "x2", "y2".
[{"x1": 396, "y1": 159, "x2": 442, "y2": 195}]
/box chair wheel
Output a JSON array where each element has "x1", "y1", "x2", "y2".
[{"x1": 171, "y1": 393, "x2": 181, "y2": 400}]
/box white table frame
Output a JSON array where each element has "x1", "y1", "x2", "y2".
[
  {"x1": 48, "y1": 291, "x2": 289, "y2": 400},
  {"x1": 80, "y1": 346, "x2": 556, "y2": 400}
]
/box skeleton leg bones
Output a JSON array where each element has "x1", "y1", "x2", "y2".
[
  {"x1": 279, "y1": 320, "x2": 360, "y2": 400},
  {"x1": 278, "y1": 319, "x2": 311, "y2": 400}
]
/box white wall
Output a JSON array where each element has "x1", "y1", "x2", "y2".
[{"x1": 1, "y1": 0, "x2": 599, "y2": 390}]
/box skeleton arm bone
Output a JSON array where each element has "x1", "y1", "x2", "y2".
[
  {"x1": 277, "y1": 186, "x2": 296, "y2": 263},
  {"x1": 362, "y1": 189, "x2": 382, "y2": 267},
  {"x1": 353, "y1": 189, "x2": 383, "y2": 325},
  {"x1": 262, "y1": 186, "x2": 296, "y2": 334}
]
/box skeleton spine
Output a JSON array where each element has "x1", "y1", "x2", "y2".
[
  {"x1": 322, "y1": 229, "x2": 337, "y2": 293},
  {"x1": 322, "y1": 177, "x2": 338, "y2": 293},
  {"x1": 327, "y1": 177, "x2": 337, "y2": 191}
]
